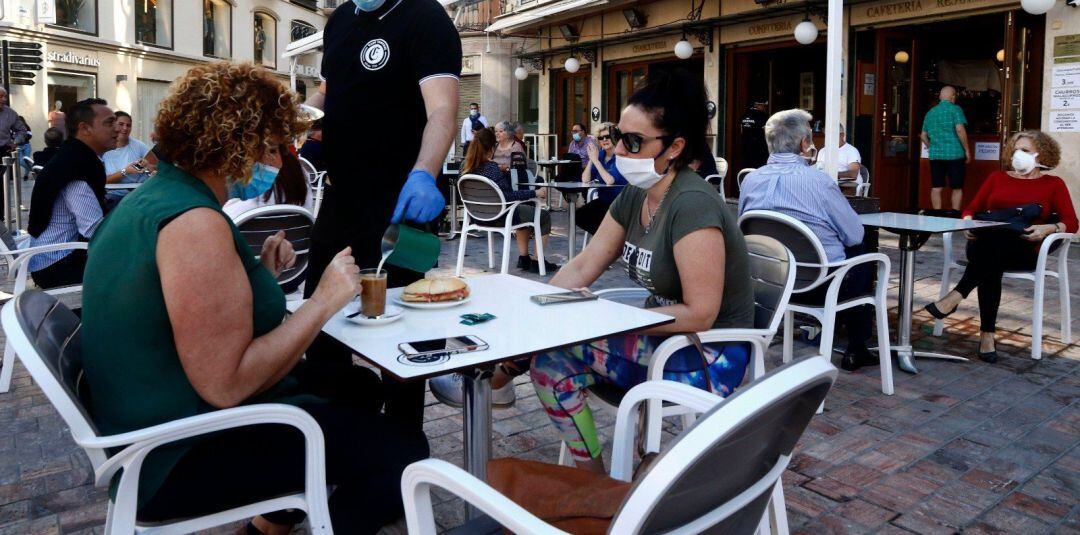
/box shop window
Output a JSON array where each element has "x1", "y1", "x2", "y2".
[
  {"x1": 136, "y1": 0, "x2": 173, "y2": 48},
  {"x1": 517, "y1": 74, "x2": 539, "y2": 134},
  {"x1": 48, "y1": 72, "x2": 98, "y2": 122},
  {"x1": 53, "y1": 0, "x2": 97, "y2": 34},
  {"x1": 136, "y1": 79, "x2": 171, "y2": 144},
  {"x1": 291, "y1": 20, "x2": 317, "y2": 42},
  {"x1": 254, "y1": 12, "x2": 277, "y2": 70},
  {"x1": 203, "y1": 0, "x2": 232, "y2": 58}
]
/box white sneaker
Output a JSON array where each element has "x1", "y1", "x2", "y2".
[{"x1": 429, "y1": 373, "x2": 516, "y2": 408}]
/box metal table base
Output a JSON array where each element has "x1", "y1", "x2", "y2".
[{"x1": 461, "y1": 368, "x2": 493, "y2": 520}]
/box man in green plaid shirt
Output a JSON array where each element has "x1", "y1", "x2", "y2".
[{"x1": 920, "y1": 85, "x2": 971, "y2": 211}]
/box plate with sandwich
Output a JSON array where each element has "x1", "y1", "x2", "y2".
[{"x1": 394, "y1": 277, "x2": 471, "y2": 309}]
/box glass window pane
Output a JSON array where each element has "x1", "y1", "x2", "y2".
[
  {"x1": 48, "y1": 72, "x2": 98, "y2": 120},
  {"x1": 254, "y1": 14, "x2": 277, "y2": 69},
  {"x1": 204, "y1": 0, "x2": 231, "y2": 58},
  {"x1": 136, "y1": 0, "x2": 172, "y2": 48},
  {"x1": 54, "y1": 0, "x2": 96, "y2": 33}
]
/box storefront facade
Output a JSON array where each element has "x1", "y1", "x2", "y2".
[
  {"x1": 0, "y1": 0, "x2": 327, "y2": 150},
  {"x1": 491, "y1": 0, "x2": 1080, "y2": 214}
]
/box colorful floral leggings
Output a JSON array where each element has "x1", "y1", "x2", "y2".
[{"x1": 530, "y1": 334, "x2": 749, "y2": 462}]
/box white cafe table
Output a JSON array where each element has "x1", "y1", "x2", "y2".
[
  {"x1": 288, "y1": 273, "x2": 671, "y2": 514},
  {"x1": 859, "y1": 212, "x2": 1005, "y2": 374}
]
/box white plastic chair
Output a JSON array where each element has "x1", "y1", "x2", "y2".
[
  {"x1": 737, "y1": 168, "x2": 756, "y2": 189},
  {"x1": 739, "y1": 210, "x2": 894, "y2": 396},
  {"x1": 1, "y1": 290, "x2": 333, "y2": 534},
  {"x1": 403, "y1": 356, "x2": 838, "y2": 535},
  {"x1": 855, "y1": 166, "x2": 871, "y2": 197},
  {"x1": 556, "y1": 234, "x2": 797, "y2": 462},
  {"x1": 298, "y1": 157, "x2": 326, "y2": 217},
  {"x1": 454, "y1": 174, "x2": 547, "y2": 276},
  {"x1": 934, "y1": 231, "x2": 1072, "y2": 360},
  {"x1": 0, "y1": 222, "x2": 33, "y2": 275},
  {"x1": 580, "y1": 187, "x2": 599, "y2": 249},
  {"x1": 715, "y1": 156, "x2": 729, "y2": 180},
  {"x1": 0, "y1": 241, "x2": 87, "y2": 393},
  {"x1": 233, "y1": 205, "x2": 315, "y2": 298}
]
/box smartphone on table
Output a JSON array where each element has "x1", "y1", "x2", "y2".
[
  {"x1": 530, "y1": 288, "x2": 599, "y2": 306},
  {"x1": 398, "y1": 335, "x2": 489, "y2": 358}
]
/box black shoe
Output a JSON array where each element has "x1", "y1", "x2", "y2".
[
  {"x1": 530, "y1": 258, "x2": 560, "y2": 274},
  {"x1": 924, "y1": 302, "x2": 958, "y2": 320},
  {"x1": 977, "y1": 350, "x2": 998, "y2": 363},
  {"x1": 516, "y1": 255, "x2": 532, "y2": 271},
  {"x1": 840, "y1": 346, "x2": 878, "y2": 372}
]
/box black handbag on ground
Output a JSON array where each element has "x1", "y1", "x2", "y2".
[{"x1": 972, "y1": 203, "x2": 1042, "y2": 234}]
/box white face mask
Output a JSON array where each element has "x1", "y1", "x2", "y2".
[
  {"x1": 1011, "y1": 150, "x2": 1041, "y2": 174},
  {"x1": 615, "y1": 154, "x2": 669, "y2": 189},
  {"x1": 802, "y1": 141, "x2": 818, "y2": 164}
]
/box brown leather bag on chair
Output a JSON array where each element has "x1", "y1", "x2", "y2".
[{"x1": 487, "y1": 458, "x2": 632, "y2": 534}]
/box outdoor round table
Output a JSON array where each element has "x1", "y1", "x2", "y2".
[
  {"x1": 537, "y1": 181, "x2": 625, "y2": 260},
  {"x1": 858, "y1": 212, "x2": 1006, "y2": 374},
  {"x1": 534, "y1": 159, "x2": 574, "y2": 183}
]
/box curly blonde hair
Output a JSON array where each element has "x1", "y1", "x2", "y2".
[
  {"x1": 1003, "y1": 130, "x2": 1061, "y2": 171},
  {"x1": 153, "y1": 62, "x2": 309, "y2": 184}
]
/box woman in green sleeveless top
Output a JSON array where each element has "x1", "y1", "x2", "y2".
[{"x1": 81, "y1": 62, "x2": 428, "y2": 534}]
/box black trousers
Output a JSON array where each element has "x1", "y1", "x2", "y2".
[
  {"x1": 137, "y1": 383, "x2": 430, "y2": 533},
  {"x1": 953, "y1": 234, "x2": 1039, "y2": 333},
  {"x1": 31, "y1": 249, "x2": 87, "y2": 289},
  {"x1": 794, "y1": 245, "x2": 875, "y2": 349},
  {"x1": 575, "y1": 198, "x2": 613, "y2": 236}
]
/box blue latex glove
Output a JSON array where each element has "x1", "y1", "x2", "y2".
[{"x1": 391, "y1": 169, "x2": 445, "y2": 224}]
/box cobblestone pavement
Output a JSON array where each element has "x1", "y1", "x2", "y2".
[{"x1": 0, "y1": 201, "x2": 1076, "y2": 534}]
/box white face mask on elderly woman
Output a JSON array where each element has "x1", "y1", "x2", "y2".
[{"x1": 1011, "y1": 150, "x2": 1043, "y2": 175}]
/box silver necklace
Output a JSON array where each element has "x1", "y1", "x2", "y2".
[{"x1": 643, "y1": 187, "x2": 670, "y2": 235}]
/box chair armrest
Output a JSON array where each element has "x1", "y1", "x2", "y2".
[
  {"x1": 1035, "y1": 232, "x2": 1074, "y2": 275},
  {"x1": 647, "y1": 329, "x2": 774, "y2": 383},
  {"x1": 9, "y1": 242, "x2": 89, "y2": 286},
  {"x1": 594, "y1": 287, "x2": 650, "y2": 303},
  {"x1": 12, "y1": 233, "x2": 30, "y2": 246},
  {"x1": 86, "y1": 404, "x2": 325, "y2": 488},
  {"x1": 801, "y1": 252, "x2": 890, "y2": 295},
  {"x1": 609, "y1": 381, "x2": 722, "y2": 481},
  {"x1": 402, "y1": 459, "x2": 566, "y2": 535}
]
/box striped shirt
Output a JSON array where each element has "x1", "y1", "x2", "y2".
[
  {"x1": 738, "y1": 153, "x2": 864, "y2": 263},
  {"x1": 28, "y1": 180, "x2": 103, "y2": 272}
]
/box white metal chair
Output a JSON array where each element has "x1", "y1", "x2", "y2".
[
  {"x1": 737, "y1": 167, "x2": 756, "y2": 189},
  {"x1": 233, "y1": 205, "x2": 315, "y2": 297},
  {"x1": 298, "y1": 156, "x2": 326, "y2": 217},
  {"x1": 556, "y1": 234, "x2": 797, "y2": 463},
  {"x1": 933, "y1": 231, "x2": 1073, "y2": 360},
  {"x1": 855, "y1": 166, "x2": 871, "y2": 197},
  {"x1": 455, "y1": 174, "x2": 547, "y2": 276},
  {"x1": 0, "y1": 241, "x2": 87, "y2": 393},
  {"x1": 0, "y1": 222, "x2": 32, "y2": 274},
  {"x1": 715, "y1": 156, "x2": 729, "y2": 180},
  {"x1": 580, "y1": 187, "x2": 599, "y2": 249},
  {"x1": 1, "y1": 290, "x2": 333, "y2": 534},
  {"x1": 739, "y1": 210, "x2": 894, "y2": 396},
  {"x1": 403, "y1": 356, "x2": 838, "y2": 535}
]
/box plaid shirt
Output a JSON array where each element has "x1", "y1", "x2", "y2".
[{"x1": 921, "y1": 101, "x2": 967, "y2": 160}]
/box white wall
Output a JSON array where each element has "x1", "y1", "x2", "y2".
[{"x1": 1042, "y1": 3, "x2": 1080, "y2": 219}]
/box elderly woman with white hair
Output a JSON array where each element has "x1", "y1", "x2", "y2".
[
  {"x1": 738, "y1": 108, "x2": 878, "y2": 372},
  {"x1": 493, "y1": 120, "x2": 526, "y2": 173}
]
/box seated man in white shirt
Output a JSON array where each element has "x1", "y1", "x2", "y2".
[
  {"x1": 102, "y1": 111, "x2": 152, "y2": 208},
  {"x1": 837, "y1": 123, "x2": 863, "y2": 186}
]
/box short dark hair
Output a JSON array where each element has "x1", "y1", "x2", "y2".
[
  {"x1": 572, "y1": 122, "x2": 587, "y2": 131},
  {"x1": 469, "y1": 102, "x2": 479, "y2": 108},
  {"x1": 43, "y1": 127, "x2": 63, "y2": 148},
  {"x1": 114, "y1": 110, "x2": 131, "y2": 121},
  {"x1": 627, "y1": 69, "x2": 709, "y2": 170},
  {"x1": 66, "y1": 98, "x2": 108, "y2": 139}
]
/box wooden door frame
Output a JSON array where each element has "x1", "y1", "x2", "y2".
[
  {"x1": 553, "y1": 67, "x2": 591, "y2": 152},
  {"x1": 870, "y1": 29, "x2": 919, "y2": 212}
]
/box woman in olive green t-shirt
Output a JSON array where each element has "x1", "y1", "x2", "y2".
[
  {"x1": 80, "y1": 62, "x2": 427, "y2": 534},
  {"x1": 530, "y1": 72, "x2": 756, "y2": 473}
]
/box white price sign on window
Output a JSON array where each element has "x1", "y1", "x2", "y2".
[
  {"x1": 1052, "y1": 64, "x2": 1080, "y2": 88},
  {"x1": 1052, "y1": 87, "x2": 1080, "y2": 109}
]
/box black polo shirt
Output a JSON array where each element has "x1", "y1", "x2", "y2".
[{"x1": 318, "y1": 0, "x2": 461, "y2": 248}]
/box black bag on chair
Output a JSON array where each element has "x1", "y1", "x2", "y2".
[{"x1": 972, "y1": 203, "x2": 1042, "y2": 234}]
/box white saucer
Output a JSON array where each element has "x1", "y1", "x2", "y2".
[
  {"x1": 343, "y1": 303, "x2": 405, "y2": 326},
  {"x1": 393, "y1": 295, "x2": 472, "y2": 309}
]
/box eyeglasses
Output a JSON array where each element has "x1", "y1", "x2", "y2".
[
  {"x1": 597, "y1": 135, "x2": 612, "y2": 141},
  {"x1": 609, "y1": 126, "x2": 674, "y2": 154}
]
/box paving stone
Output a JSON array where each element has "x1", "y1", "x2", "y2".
[
  {"x1": 860, "y1": 472, "x2": 942, "y2": 512},
  {"x1": 803, "y1": 476, "x2": 860, "y2": 502},
  {"x1": 890, "y1": 508, "x2": 959, "y2": 535},
  {"x1": 832, "y1": 498, "x2": 897, "y2": 529},
  {"x1": 959, "y1": 468, "x2": 1021, "y2": 494},
  {"x1": 977, "y1": 505, "x2": 1052, "y2": 534},
  {"x1": 1000, "y1": 491, "x2": 1070, "y2": 525}
]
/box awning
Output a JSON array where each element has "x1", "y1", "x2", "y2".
[
  {"x1": 485, "y1": 0, "x2": 608, "y2": 34},
  {"x1": 283, "y1": 31, "x2": 324, "y2": 59}
]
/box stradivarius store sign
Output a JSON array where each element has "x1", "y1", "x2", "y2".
[{"x1": 47, "y1": 51, "x2": 100, "y2": 68}]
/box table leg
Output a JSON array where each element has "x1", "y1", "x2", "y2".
[
  {"x1": 567, "y1": 192, "x2": 579, "y2": 260},
  {"x1": 874, "y1": 240, "x2": 968, "y2": 374},
  {"x1": 461, "y1": 369, "x2": 492, "y2": 520}
]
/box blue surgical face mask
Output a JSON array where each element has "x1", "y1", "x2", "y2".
[
  {"x1": 572, "y1": 133, "x2": 582, "y2": 142},
  {"x1": 228, "y1": 163, "x2": 279, "y2": 201},
  {"x1": 353, "y1": 0, "x2": 387, "y2": 12}
]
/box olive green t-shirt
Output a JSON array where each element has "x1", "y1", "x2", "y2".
[{"x1": 609, "y1": 169, "x2": 754, "y2": 329}]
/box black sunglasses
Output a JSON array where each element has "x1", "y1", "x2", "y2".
[
  {"x1": 609, "y1": 126, "x2": 674, "y2": 154},
  {"x1": 596, "y1": 135, "x2": 612, "y2": 141}
]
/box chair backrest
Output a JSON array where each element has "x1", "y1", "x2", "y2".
[
  {"x1": 715, "y1": 157, "x2": 729, "y2": 179},
  {"x1": 297, "y1": 157, "x2": 320, "y2": 188},
  {"x1": 736, "y1": 168, "x2": 755, "y2": 187},
  {"x1": 0, "y1": 222, "x2": 18, "y2": 255},
  {"x1": 745, "y1": 235, "x2": 797, "y2": 333},
  {"x1": 738, "y1": 210, "x2": 830, "y2": 293},
  {"x1": 457, "y1": 174, "x2": 509, "y2": 222},
  {"x1": 234, "y1": 205, "x2": 314, "y2": 294},
  {"x1": 612, "y1": 356, "x2": 836, "y2": 534},
  {"x1": 1, "y1": 291, "x2": 106, "y2": 467}
]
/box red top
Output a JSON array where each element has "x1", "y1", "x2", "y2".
[{"x1": 962, "y1": 171, "x2": 1078, "y2": 234}]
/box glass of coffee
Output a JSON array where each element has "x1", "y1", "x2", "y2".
[{"x1": 359, "y1": 268, "x2": 387, "y2": 318}]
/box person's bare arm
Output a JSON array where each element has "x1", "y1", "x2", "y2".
[
  {"x1": 639, "y1": 228, "x2": 725, "y2": 335},
  {"x1": 550, "y1": 213, "x2": 625, "y2": 289},
  {"x1": 412, "y1": 77, "x2": 459, "y2": 177},
  {"x1": 158, "y1": 209, "x2": 352, "y2": 408},
  {"x1": 956, "y1": 124, "x2": 971, "y2": 163},
  {"x1": 305, "y1": 80, "x2": 327, "y2": 111},
  {"x1": 838, "y1": 162, "x2": 860, "y2": 179},
  {"x1": 920, "y1": 130, "x2": 930, "y2": 149}
]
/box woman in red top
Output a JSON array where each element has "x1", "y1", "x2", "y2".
[{"x1": 925, "y1": 130, "x2": 1077, "y2": 363}]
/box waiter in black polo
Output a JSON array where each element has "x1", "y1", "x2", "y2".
[{"x1": 304, "y1": 0, "x2": 461, "y2": 423}]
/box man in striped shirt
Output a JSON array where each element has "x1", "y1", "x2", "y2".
[
  {"x1": 26, "y1": 98, "x2": 116, "y2": 289},
  {"x1": 738, "y1": 108, "x2": 877, "y2": 372}
]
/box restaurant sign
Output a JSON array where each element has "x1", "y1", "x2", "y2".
[
  {"x1": 720, "y1": 16, "x2": 817, "y2": 44},
  {"x1": 852, "y1": 0, "x2": 1010, "y2": 25}
]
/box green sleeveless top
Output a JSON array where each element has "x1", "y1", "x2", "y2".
[{"x1": 82, "y1": 160, "x2": 313, "y2": 506}]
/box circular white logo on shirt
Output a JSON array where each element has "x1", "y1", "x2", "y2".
[{"x1": 360, "y1": 39, "x2": 390, "y2": 71}]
